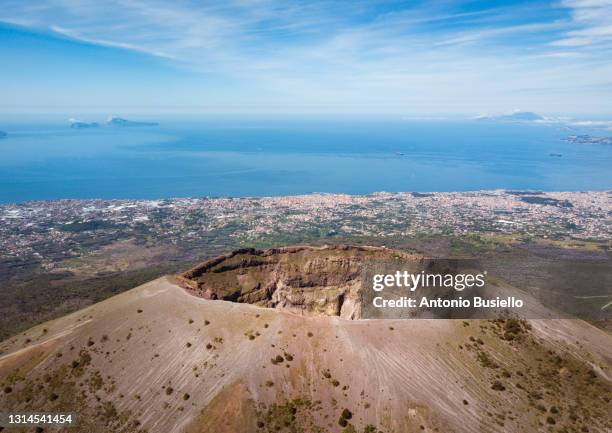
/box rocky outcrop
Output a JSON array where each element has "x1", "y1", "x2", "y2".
[{"x1": 178, "y1": 245, "x2": 421, "y2": 319}]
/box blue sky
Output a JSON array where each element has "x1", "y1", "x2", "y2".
[{"x1": 1, "y1": 0, "x2": 612, "y2": 116}]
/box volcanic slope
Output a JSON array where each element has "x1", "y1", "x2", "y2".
[{"x1": 0, "y1": 246, "x2": 611, "y2": 433}]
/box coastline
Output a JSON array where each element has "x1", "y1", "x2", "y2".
[{"x1": 2, "y1": 188, "x2": 611, "y2": 207}]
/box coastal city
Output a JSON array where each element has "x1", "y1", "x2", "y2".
[{"x1": 1, "y1": 190, "x2": 609, "y2": 265}]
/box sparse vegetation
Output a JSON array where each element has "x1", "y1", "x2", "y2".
[
  {"x1": 477, "y1": 351, "x2": 498, "y2": 369},
  {"x1": 491, "y1": 380, "x2": 506, "y2": 391},
  {"x1": 271, "y1": 355, "x2": 284, "y2": 365},
  {"x1": 341, "y1": 408, "x2": 352, "y2": 420}
]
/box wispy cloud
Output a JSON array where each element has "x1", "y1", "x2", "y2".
[
  {"x1": 49, "y1": 24, "x2": 177, "y2": 59},
  {"x1": 552, "y1": 0, "x2": 612, "y2": 46},
  {"x1": 1, "y1": 0, "x2": 611, "y2": 114}
]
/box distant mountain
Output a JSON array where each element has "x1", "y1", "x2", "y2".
[
  {"x1": 69, "y1": 119, "x2": 99, "y2": 129},
  {"x1": 475, "y1": 111, "x2": 545, "y2": 122},
  {"x1": 107, "y1": 117, "x2": 158, "y2": 127},
  {"x1": 498, "y1": 111, "x2": 543, "y2": 121},
  {"x1": 0, "y1": 130, "x2": 7, "y2": 138}
]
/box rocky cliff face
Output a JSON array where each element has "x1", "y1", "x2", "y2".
[{"x1": 178, "y1": 245, "x2": 421, "y2": 319}]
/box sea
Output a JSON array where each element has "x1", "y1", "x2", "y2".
[{"x1": 0, "y1": 116, "x2": 611, "y2": 204}]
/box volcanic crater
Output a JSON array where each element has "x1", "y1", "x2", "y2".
[{"x1": 177, "y1": 245, "x2": 424, "y2": 319}]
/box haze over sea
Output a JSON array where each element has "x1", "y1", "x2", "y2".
[{"x1": 0, "y1": 117, "x2": 611, "y2": 204}]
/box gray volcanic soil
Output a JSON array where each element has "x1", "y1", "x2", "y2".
[{"x1": 0, "y1": 246, "x2": 610, "y2": 433}]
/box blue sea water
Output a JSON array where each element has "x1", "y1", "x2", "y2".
[{"x1": 0, "y1": 117, "x2": 610, "y2": 203}]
